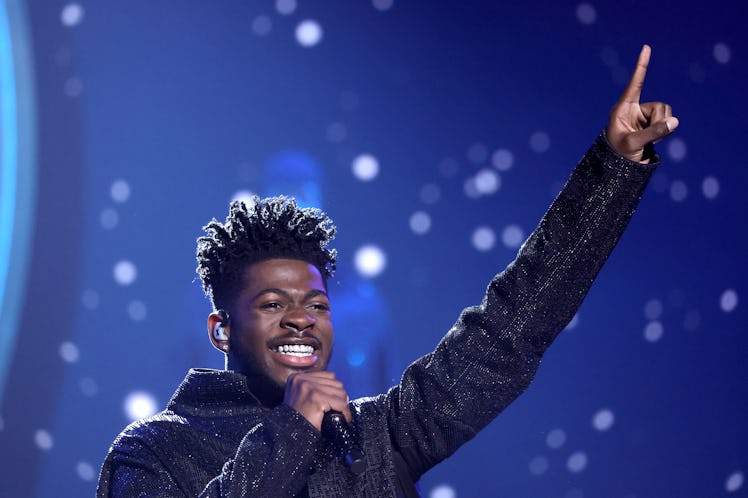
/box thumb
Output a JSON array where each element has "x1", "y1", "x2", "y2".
[{"x1": 630, "y1": 117, "x2": 679, "y2": 149}]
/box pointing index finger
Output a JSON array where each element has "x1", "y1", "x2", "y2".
[{"x1": 621, "y1": 44, "x2": 651, "y2": 103}]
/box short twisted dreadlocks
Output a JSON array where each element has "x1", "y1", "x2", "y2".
[{"x1": 196, "y1": 196, "x2": 337, "y2": 310}]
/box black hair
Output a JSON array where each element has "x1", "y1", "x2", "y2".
[{"x1": 196, "y1": 196, "x2": 337, "y2": 310}]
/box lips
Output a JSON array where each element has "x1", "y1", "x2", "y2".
[{"x1": 268, "y1": 336, "x2": 321, "y2": 369}]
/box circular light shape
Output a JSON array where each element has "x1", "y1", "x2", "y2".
[
  {"x1": 669, "y1": 180, "x2": 688, "y2": 202},
  {"x1": 420, "y1": 184, "x2": 440, "y2": 205},
  {"x1": 471, "y1": 227, "x2": 496, "y2": 252},
  {"x1": 76, "y1": 461, "x2": 95, "y2": 481},
  {"x1": 346, "y1": 349, "x2": 366, "y2": 367},
  {"x1": 79, "y1": 377, "x2": 98, "y2": 397},
  {"x1": 564, "y1": 313, "x2": 580, "y2": 331},
  {"x1": 275, "y1": 0, "x2": 297, "y2": 15},
  {"x1": 644, "y1": 320, "x2": 664, "y2": 342},
  {"x1": 60, "y1": 3, "x2": 84, "y2": 27},
  {"x1": 501, "y1": 224, "x2": 525, "y2": 249},
  {"x1": 702, "y1": 176, "x2": 720, "y2": 199},
  {"x1": 714, "y1": 42, "x2": 731, "y2": 64},
  {"x1": 720, "y1": 289, "x2": 738, "y2": 312},
  {"x1": 592, "y1": 408, "x2": 615, "y2": 431},
  {"x1": 566, "y1": 451, "x2": 588, "y2": 473},
  {"x1": 59, "y1": 341, "x2": 80, "y2": 363},
  {"x1": 124, "y1": 391, "x2": 159, "y2": 421},
  {"x1": 295, "y1": 20, "x2": 323, "y2": 47},
  {"x1": 726, "y1": 471, "x2": 744, "y2": 492},
  {"x1": 546, "y1": 428, "x2": 567, "y2": 449},
  {"x1": 231, "y1": 190, "x2": 256, "y2": 209},
  {"x1": 474, "y1": 168, "x2": 501, "y2": 195},
  {"x1": 463, "y1": 177, "x2": 481, "y2": 199},
  {"x1": 667, "y1": 137, "x2": 687, "y2": 162},
  {"x1": 354, "y1": 245, "x2": 387, "y2": 278},
  {"x1": 644, "y1": 298, "x2": 663, "y2": 320},
  {"x1": 429, "y1": 484, "x2": 456, "y2": 498},
  {"x1": 529, "y1": 456, "x2": 549, "y2": 475},
  {"x1": 100, "y1": 208, "x2": 119, "y2": 229},
  {"x1": 491, "y1": 148, "x2": 514, "y2": 171},
  {"x1": 576, "y1": 3, "x2": 597, "y2": 24},
  {"x1": 81, "y1": 289, "x2": 100, "y2": 310},
  {"x1": 409, "y1": 211, "x2": 431, "y2": 235},
  {"x1": 467, "y1": 143, "x2": 488, "y2": 164},
  {"x1": 128, "y1": 300, "x2": 148, "y2": 321},
  {"x1": 438, "y1": 157, "x2": 459, "y2": 178},
  {"x1": 113, "y1": 260, "x2": 137, "y2": 286},
  {"x1": 530, "y1": 131, "x2": 551, "y2": 154},
  {"x1": 326, "y1": 122, "x2": 347, "y2": 143},
  {"x1": 372, "y1": 0, "x2": 394, "y2": 11},
  {"x1": 64, "y1": 77, "x2": 83, "y2": 97},
  {"x1": 251, "y1": 15, "x2": 272, "y2": 36},
  {"x1": 352, "y1": 154, "x2": 380, "y2": 182},
  {"x1": 110, "y1": 179, "x2": 131, "y2": 203},
  {"x1": 35, "y1": 429, "x2": 54, "y2": 451}
]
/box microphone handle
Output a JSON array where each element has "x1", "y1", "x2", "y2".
[{"x1": 321, "y1": 410, "x2": 366, "y2": 476}]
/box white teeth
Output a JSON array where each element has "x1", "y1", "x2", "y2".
[{"x1": 275, "y1": 344, "x2": 314, "y2": 356}]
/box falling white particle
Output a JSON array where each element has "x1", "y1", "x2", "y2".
[
  {"x1": 592, "y1": 408, "x2": 615, "y2": 431},
  {"x1": 352, "y1": 154, "x2": 380, "y2": 181},
  {"x1": 77, "y1": 461, "x2": 95, "y2": 481},
  {"x1": 354, "y1": 245, "x2": 387, "y2": 278},
  {"x1": 79, "y1": 377, "x2": 98, "y2": 397},
  {"x1": 251, "y1": 15, "x2": 272, "y2": 36},
  {"x1": 124, "y1": 391, "x2": 158, "y2": 421},
  {"x1": 667, "y1": 138, "x2": 687, "y2": 162},
  {"x1": 113, "y1": 260, "x2": 137, "y2": 286},
  {"x1": 128, "y1": 300, "x2": 148, "y2": 321},
  {"x1": 59, "y1": 341, "x2": 80, "y2": 363},
  {"x1": 491, "y1": 148, "x2": 514, "y2": 171},
  {"x1": 474, "y1": 168, "x2": 501, "y2": 195},
  {"x1": 64, "y1": 77, "x2": 83, "y2": 97},
  {"x1": 296, "y1": 20, "x2": 323, "y2": 47},
  {"x1": 669, "y1": 180, "x2": 688, "y2": 202},
  {"x1": 231, "y1": 190, "x2": 256, "y2": 209},
  {"x1": 720, "y1": 289, "x2": 738, "y2": 312},
  {"x1": 409, "y1": 211, "x2": 431, "y2": 235},
  {"x1": 702, "y1": 176, "x2": 720, "y2": 199},
  {"x1": 714, "y1": 43, "x2": 731, "y2": 64},
  {"x1": 471, "y1": 227, "x2": 495, "y2": 252},
  {"x1": 501, "y1": 224, "x2": 525, "y2": 249},
  {"x1": 546, "y1": 428, "x2": 567, "y2": 449},
  {"x1": 644, "y1": 321, "x2": 664, "y2": 342},
  {"x1": 429, "y1": 484, "x2": 456, "y2": 498},
  {"x1": 644, "y1": 298, "x2": 663, "y2": 320},
  {"x1": 110, "y1": 180, "x2": 131, "y2": 203},
  {"x1": 530, "y1": 131, "x2": 551, "y2": 153},
  {"x1": 576, "y1": 3, "x2": 597, "y2": 25},
  {"x1": 35, "y1": 430, "x2": 54, "y2": 451},
  {"x1": 275, "y1": 0, "x2": 297, "y2": 15},
  {"x1": 100, "y1": 208, "x2": 119, "y2": 229},
  {"x1": 372, "y1": 0, "x2": 395, "y2": 11},
  {"x1": 566, "y1": 451, "x2": 588, "y2": 473},
  {"x1": 726, "y1": 471, "x2": 744, "y2": 492},
  {"x1": 60, "y1": 3, "x2": 84, "y2": 27},
  {"x1": 463, "y1": 177, "x2": 481, "y2": 199}
]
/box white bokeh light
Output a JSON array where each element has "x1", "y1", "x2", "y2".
[
  {"x1": 77, "y1": 461, "x2": 95, "y2": 481},
  {"x1": 100, "y1": 208, "x2": 119, "y2": 229},
  {"x1": 726, "y1": 471, "x2": 744, "y2": 492},
  {"x1": 644, "y1": 298, "x2": 663, "y2": 320},
  {"x1": 529, "y1": 456, "x2": 550, "y2": 475},
  {"x1": 501, "y1": 224, "x2": 525, "y2": 249},
  {"x1": 113, "y1": 260, "x2": 138, "y2": 286},
  {"x1": 295, "y1": 20, "x2": 323, "y2": 47},
  {"x1": 128, "y1": 300, "x2": 148, "y2": 321},
  {"x1": 714, "y1": 42, "x2": 732, "y2": 64},
  {"x1": 546, "y1": 428, "x2": 567, "y2": 449},
  {"x1": 124, "y1": 391, "x2": 159, "y2": 421},
  {"x1": 59, "y1": 341, "x2": 80, "y2": 363},
  {"x1": 463, "y1": 177, "x2": 481, "y2": 199},
  {"x1": 372, "y1": 0, "x2": 395, "y2": 11},
  {"x1": 720, "y1": 289, "x2": 738, "y2": 312},
  {"x1": 667, "y1": 137, "x2": 687, "y2": 162},
  {"x1": 34, "y1": 429, "x2": 54, "y2": 451},
  {"x1": 420, "y1": 184, "x2": 440, "y2": 204},
  {"x1": 702, "y1": 176, "x2": 720, "y2": 199},
  {"x1": 471, "y1": 227, "x2": 496, "y2": 252},
  {"x1": 61, "y1": 3, "x2": 84, "y2": 27},
  {"x1": 251, "y1": 15, "x2": 272, "y2": 36},
  {"x1": 231, "y1": 190, "x2": 257, "y2": 208},
  {"x1": 530, "y1": 131, "x2": 551, "y2": 153},
  {"x1": 566, "y1": 451, "x2": 588, "y2": 473},
  {"x1": 65, "y1": 77, "x2": 83, "y2": 97},
  {"x1": 110, "y1": 179, "x2": 131, "y2": 203},
  {"x1": 81, "y1": 289, "x2": 100, "y2": 310},
  {"x1": 352, "y1": 154, "x2": 380, "y2": 181},
  {"x1": 409, "y1": 211, "x2": 431, "y2": 235},
  {"x1": 644, "y1": 320, "x2": 664, "y2": 342},
  {"x1": 354, "y1": 245, "x2": 387, "y2": 278},
  {"x1": 429, "y1": 484, "x2": 456, "y2": 498},
  {"x1": 576, "y1": 3, "x2": 597, "y2": 24},
  {"x1": 275, "y1": 0, "x2": 297, "y2": 15},
  {"x1": 80, "y1": 377, "x2": 98, "y2": 397},
  {"x1": 474, "y1": 168, "x2": 501, "y2": 195},
  {"x1": 491, "y1": 148, "x2": 514, "y2": 171},
  {"x1": 592, "y1": 408, "x2": 615, "y2": 431},
  {"x1": 669, "y1": 180, "x2": 688, "y2": 202}
]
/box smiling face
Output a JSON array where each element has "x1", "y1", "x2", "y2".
[{"x1": 223, "y1": 258, "x2": 333, "y2": 406}]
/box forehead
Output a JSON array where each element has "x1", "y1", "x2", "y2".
[{"x1": 240, "y1": 258, "x2": 326, "y2": 293}]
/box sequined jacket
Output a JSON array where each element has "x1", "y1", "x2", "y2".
[{"x1": 97, "y1": 134, "x2": 656, "y2": 497}]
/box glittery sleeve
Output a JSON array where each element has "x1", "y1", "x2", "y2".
[{"x1": 385, "y1": 132, "x2": 657, "y2": 480}]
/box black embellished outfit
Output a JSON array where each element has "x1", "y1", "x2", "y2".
[{"x1": 98, "y1": 134, "x2": 656, "y2": 497}]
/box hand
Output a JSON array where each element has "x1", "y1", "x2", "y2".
[
  {"x1": 607, "y1": 45, "x2": 679, "y2": 163},
  {"x1": 284, "y1": 371, "x2": 352, "y2": 431}
]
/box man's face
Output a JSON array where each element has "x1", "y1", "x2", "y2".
[{"x1": 227, "y1": 258, "x2": 333, "y2": 404}]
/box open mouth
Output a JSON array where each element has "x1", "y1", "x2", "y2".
[
  {"x1": 271, "y1": 344, "x2": 315, "y2": 357},
  {"x1": 269, "y1": 341, "x2": 320, "y2": 368}
]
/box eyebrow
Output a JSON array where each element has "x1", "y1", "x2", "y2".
[{"x1": 250, "y1": 288, "x2": 329, "y2": 302}]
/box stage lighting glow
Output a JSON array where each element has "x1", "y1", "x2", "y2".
[
  {"x1": 546, "y1": 428, "x2": 566, "y2": 449},
  {"x1": 471, "y1": 227, "x2": 495, "y2": 252},
  {"x1": 124, "y1": 391, "x2": 158, "y2": 421},
  {"x1": 79, "y1": 377, "x2": 98, "y2": 397},
  {"x1": 346, "y1": 349, "x2": 366, "y2": 367},
  {"x1": 501, "y1": 224, "x2": 524, "y2": 249},
  {"x1": 669, "y1": 180, "x2": 688, "y2": 202},
  {"x1": 110, "y1": 179, "x2": 131, "y2": 203},
  {"x1": 113, "y1": 260, "x2": 137, "y2": 286},
  {"x1": 576, "y1": 3, "x2": 597, "y2": 25},
  {"x1": 372, "y1": 0, "x2": 394, "y2": 11},
  {"x1": 644, "y1": 321, "x2": 664, "y2": 342},
  {"x1": 354, "y1": 245, "x2": 386, "y2": 278},
  {"x1": 76, "y1": 461, "x2": 95, "y2": 481},
  {"x1": 295, "y1": 20, "x2": 323, "y2": 47},
  {"x1": 720, "y1": 289, "x2": 738, "y2": 313},
  {"x1": 714, "y1": 43, "x2": 731, "y2": 64},
  {"x1": 474, "y1": 168, "x2": 501, "y2": 195},
  {"x1": 726, "y1": 471, "x2": 744, "y2": 492},
  {"x1": 275, "y1": 0, "x2": 297, "y2": 15},
  {"x1": 352, "y1": 154, "x2": 379, "y2": 181},
  {"x1": 409, "y1": 211, "x2": 431, "y2": 235},
  {"x1": 100, "y1": 208, "x2": 119, "y2": 229},
  {"x1": 566, "y1": 451, "x2": 588, "y2": 473},
  {"x1": 564, "y1": 313, "x2": 579, "y2": 331},
  {"x1": 438, "y1": 157, "x2": 459, "y2": 178},
  {"x1": 429, "y1": 484, "x2": 456, "y2": 498},
  {"x1": 326, "y1": 122, "x2": 347, "y2": 143},
  {"x1": 59, "y1": 341, "x2": 80, "y2": 363},
  {"x1": 592, "y1": 408, "x2": 614, "y2": 431},
  {"x1": 128, "y1": 300, "x2": 147, "y2": 321},
  {"x1": 491, "y1": 148, "x2": 514, "y2": 171},
  {"x1": 251, "y1": 15, "x2": 272, "y2": 36},
  {"x1": 64, "y1": 76, "x2": 83, "y2": 98},
  {"x1": 34, "y1": 429, "x2": 53, "y2": 451},
  {"x1": 644, "y1": 298, "x2": 663, "y2": 320},
  {"x1": 530, "y1": 131, "x2": 550, "y2": 154},
  {"x1": 667, "y1": 137, "x2": 687, "y2": 162},
  {"x1": 702, "y1": 176, "x2": 720, "y2": 199},
  {"x1": 231, "y1": 189, "x2": 256, "y2": 208},
  {"x1": 467, "y1": 143, "x2": 488, "y2": 164},
  {"x1": 529, "y1": 456, "x2": 549, "y2": 475},
  {"x1": 463, "y1": 176, "x2": 480, "y2": 199},
  {"x1": 60, "y1": 3, "x2": 84, "y2": 27}
]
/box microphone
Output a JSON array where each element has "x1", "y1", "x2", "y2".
[{"x1": 321, "y1": 410, "x2": 366, "y2": 475}]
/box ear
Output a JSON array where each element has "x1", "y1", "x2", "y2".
[{"x1": 207, "y1": 311, "x2": 231, "y2": 353}]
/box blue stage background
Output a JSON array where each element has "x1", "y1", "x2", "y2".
[{"x1": 0, "y1": 1, "x2": 746, "y2": 497}]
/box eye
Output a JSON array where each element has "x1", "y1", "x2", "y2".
[
  {"x1": 259, "y1": 302, "x2": 283, "y2": 311},
  {"x1": 308, "y1": 302, "x2": 330, "y2": 312}
]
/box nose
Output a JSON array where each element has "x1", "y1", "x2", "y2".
[{"x1": 281, "y1": 306, "x2": 315, "y2": 332}]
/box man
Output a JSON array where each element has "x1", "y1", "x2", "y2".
[{"x1": 97, "y1": 45, "x2": 678, "y2": 497}]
